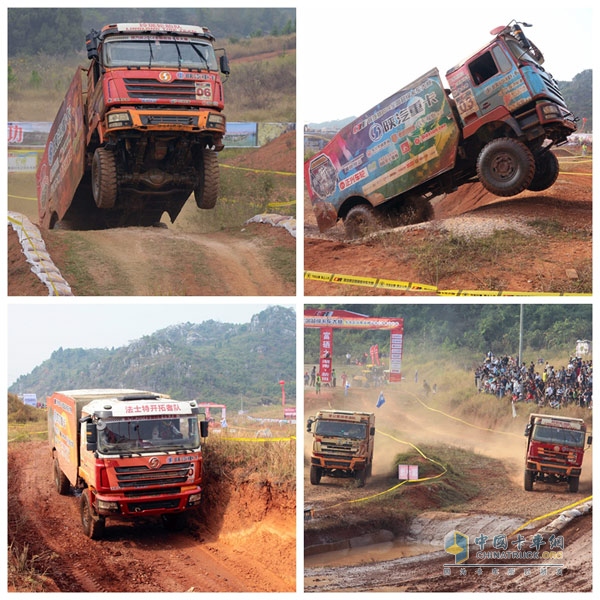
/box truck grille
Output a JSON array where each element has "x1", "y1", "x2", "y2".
[
  {"x1": 127, "y1": 499, "x2": 181, "y2": 512},
  {"x1": 124, "y1": 78, "x2": 200, "y2": 101},
  {"x1": 320, "y1": 441, "x2": 357, "y2": 457},
  {"x1": 114, "y1": 463, "x2": 191, "y2": 488},
  {"x1": 537, "y1": 447, "x2": 576, "y2": 463},
  {"x1": 140, "y1": 114, "x2": 198, "y2": 126}
]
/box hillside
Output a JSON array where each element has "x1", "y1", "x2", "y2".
[{"x1": 9, "y1": 306, "x2": 296, "y2": 407}]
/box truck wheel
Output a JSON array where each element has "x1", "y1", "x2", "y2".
[
  {"x1": 194, "y1": 149, "x2": 219, "y2": 209},
  {"x1": 344, "y1": 204, "x2": 379, "y2": 239},
  {"x1": 524, "y1": 469, "x2": 534, "y2": 491},
  {"x1": 92, "y1": 148, "x2": 118, "y2": 209},
  {"x1": 356, "y1": 470, "x2": 367, "y2": 488},
  {"x1": 528, "y1": 151, "x2": 560, "y2": 191},
  {"x1": 162, "y1": 513, "x2": 186, "y2": 531},
  {"x1": 309, "y1": 466, "x2": 322, "y2": 485},
  {"x1": 476, "y1": 138, "x2": 535, "y2": 197},
  {"x1": 568, "y1": 476, "x2": 580, "y2": 493},
  {"x1": 81, "y1": 491, "x2": 105, "y2": 540},
  {"x1": 53, "y1": 458, "x2": 70, "y2": 496}
]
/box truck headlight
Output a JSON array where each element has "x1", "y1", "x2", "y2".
[
  {"x1": 97, "y1": 499, "x2": 120, "y2": 512},
  {"x1": 107, "y1": 111, "x2": 132, "y2": 127},
  {"x1": 541, "y1": 104, "x2": 560, "y2": 119},
  {"x1": 206, "y1": 113, "x2": 225, "y2": 130},
  {"x1": 188, "y1": 493, "x2": 202, "y2": 506}
]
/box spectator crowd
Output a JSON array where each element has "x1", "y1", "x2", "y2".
[{"x1": 475, "y1": 352, "x2": 592, "y2": 410}]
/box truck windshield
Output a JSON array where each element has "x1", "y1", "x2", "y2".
[
  {"x1": 103, "y1": 37, "x2": 218, "y2": 70},
  {"x1": 532, "y1": 424, "x2": 585, "y2": 448},
  {"x1": 504, "y1": 38, "x2": 543, "y2": 69},
  {"x1": 314, "y1": 420, "x2": 366, "y2": 439},
  {"x1": 98, "y1": 416, "x2": 200, "y2": 454}
]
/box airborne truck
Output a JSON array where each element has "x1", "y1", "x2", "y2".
[
  {"x1": 37, "y1": 22, "x2": 230, "y2": 229},
  {"x1": 48, "y1": 389, "x2": 209, "y2": 539},
  {"x1": 305, "y1": 20, "x2": 577, "y2": 238},
  {"x1": 523, "y1": 413, "x2": 591, "y2": 493},
  {"x1": 307, "y1": 410, "x2": 375, "y2": 487}
]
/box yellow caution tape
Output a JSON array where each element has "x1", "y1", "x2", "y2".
[
  {"x1": 8, "y1": 194, "x2": 37, "y2": 202},
  {"x1": 220, "y1": 163, "x2": 294, "y2": 177},
  {"x1": 222, "y1": 436, "x2": 295, "y2": 443},
  {"x1": 304, "y1": 271, "x2": 590, "y2": 296}
]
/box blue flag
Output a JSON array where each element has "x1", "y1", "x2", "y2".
[{"x1": 376, "y1": 392, "x2": 385, "y2": 408}]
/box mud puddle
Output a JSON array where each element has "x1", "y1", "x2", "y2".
[{"x1": 305, "y1": 539, "x2": 441, "y2": 568}]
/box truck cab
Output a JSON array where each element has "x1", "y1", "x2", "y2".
[
  {"x1": 523, "y1": 413, "x2": 591, "y2": 493},
  {"x1": 307, "y1": 410, "x2": 375, "y2": 487}
]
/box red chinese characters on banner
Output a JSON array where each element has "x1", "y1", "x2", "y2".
[{"x1": 319, "y1": 327, "x2": 333, "y2": 384}]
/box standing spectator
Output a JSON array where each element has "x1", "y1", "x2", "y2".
[
  {"x1": 315, "y1": 373, "x2": 321, "y2": 395},
  {"x1": 310, "y1": 366, "x2": 316, "y2": 386},
  {"x1": 331, "y1": 368, "x2": 337, "y2": 387}
]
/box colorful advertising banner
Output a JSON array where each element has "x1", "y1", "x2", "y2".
[
  {"x1": 319, "y1": 327, "x2": 333, "y2": 384},
  {"x1": 305, "y1": 68, "x2": 460, "y2": 231}
]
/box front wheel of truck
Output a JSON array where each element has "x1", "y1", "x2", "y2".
[
  {"x1": 476, "y1": 138, "x2": 535, "y2": 197},
  {"x1": 310, "y1": 466, "x2": 322, "y2": 485},
  {"x1": 194, "y1": 149, "x2": 219, "y2": 209},
  {"x1": 92, "y1": 147, "x2": 118, "y2": 209},
  {"x1": 568, "y1": 476, "x2": 580, "y2": 493},
  {"x1": 524, "y1": 469, "x2": 534, "y2": 491},
  {"x1": 344, "y1": 204, "x2": 380, "y2": 239},
  {"x1": 81, "y1": 491, "x2": 105, "y2": 540},
  {"x1": 53, "y1": 458, "x2": 70, "y2": 496}
]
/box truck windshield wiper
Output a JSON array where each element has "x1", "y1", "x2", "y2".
[
  {"x1": 147, "y1": 40, "x2": 154, "y2": 68},
  {"x1": 191, "y1": 44, "x2": 210, "y2": 71}
]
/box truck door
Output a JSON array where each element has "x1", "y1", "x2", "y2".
[{"x1": 451, "y1": 44, "x2": 531, "y2": 127}]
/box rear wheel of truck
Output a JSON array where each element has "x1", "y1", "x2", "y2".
[
  {"x1": 53, "y1": 458, "x2": 70, "y2": 495},
  {"x1": 568, "y1": 476, "x2": 580, "y2": 493},
  {"x1": 344, "y1": 204, "x2": 380, "y2": 239},
  {"x1": 309, "y1": 466, "x2": 322, "y2": 485},
  {"x1": 527, "y1": 151, "x2": 560, "y2": 191},
  {"x1": 194, "y1": 149, "x2": 219, "y2": 209},
  {"x1": 476, "y1": 138, "x2": 535, "y2": 196},
  {"x1": 81, "y1": 491, "x2": 105, "y2": 540},
  {"x1": 524, "y1": 469, "x2": 534, "y2": 491},
  {"x1": 92, "y1": 148, "x2": 118, "y2": 209}
]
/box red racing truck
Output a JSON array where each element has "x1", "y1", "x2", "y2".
[
  {"x1": 48, "y1": 389, "x2": 209, "y2": 538},
  {"x1": 37, "y1": 22, "x2": 229, "y2": 229},
  {"x1": 305, "y1": 20, "x2": 577, "y2": 238},
  {"x1": 523, "y1": 413, "x2": 591, "y2": 493}
]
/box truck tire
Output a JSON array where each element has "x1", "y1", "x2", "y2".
[
  {"x1": 194, "y1": 149, "x2": 219, "y2": 209},
  {"x1": 92, "y1": 147, "x2": 118, "y2": 209},
  {"x1": 344, "y1": 204, "x2": 380, "y2": 239},
  {"x1": 524, "y1": 469, "x2": 534, "y2": 491},
  {"x1": 356, "y1": 469, "x2": 367, "y2": 488},
  {"x1": 568, "y1": 476, "x2": 580, "y2": 493},
  {"x1": 81, "y1": 491, "x2": 105, "y2": 540},
  {"x1": 53, "y1": 458, "x2": 70, "y2": 496},
  {"x1": 476, "y1": 138, "x2": 535, "y2": 197},
  {"x1": 527, "y1": 151, "x2": 560, "y2": 192},
  {"x1": 162, "y1": 513, "x2": 186, "y2": 531},
  {"x1": 309, "y1": 466, "x2": 322, "y2": 485}
]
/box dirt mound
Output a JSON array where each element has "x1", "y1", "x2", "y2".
[
  {"x1": 304, "y1": 156, "x2": 592, "y2": 295},
  {"x1": 226, "y1": 129, "x2": 296, "y2": 173}
]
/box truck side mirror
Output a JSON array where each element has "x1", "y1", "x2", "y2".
[
  {"x1": 587, "y1": 435, "x2": 592, "y2": 445},
  {"x1": 524, "y1": 424, "x2": 532, "y2": 436},
  {"x1": 86, "y1": 422, "x2": 97, "y2": 451},
  {"x1": 370, "y1": 427, "x2": 376, "y2": 436},
  {"x1": 200, "y1": 420, "x2": 209, "y2": 439},
  {"x1": 86, "y1": 32, "x2": 98, "y2": 60},
  {"x1": 306, "y1": 418, "x2": 314, "y2": 433},
  {"x1": 220, "y1": 54, "x2": 230, "y2": 76}
]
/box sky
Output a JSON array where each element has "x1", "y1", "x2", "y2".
[
  {"x1": 298, "y1": 2, "x2": 594, "y2": 123},
  {"x1": 5, "y1": 302, "x2": 293, "y2": 387}
]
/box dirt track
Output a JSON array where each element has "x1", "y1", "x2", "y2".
[
  {"x1": 304, "y1": 152, "x2": 592, "y2": 295},
  {"x1": 8, "y1": 439, "x2": 295, "y2": 592},
  {"x1": 303, "y1": 385, "x2": 592, "y2": 592}
]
